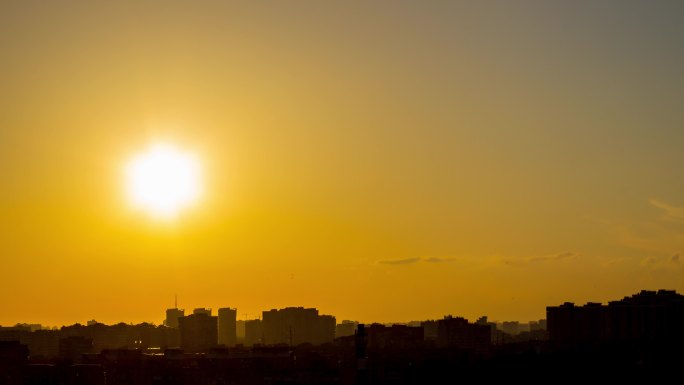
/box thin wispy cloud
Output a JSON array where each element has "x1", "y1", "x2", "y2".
[
  {"x1": 638, "y1": 253, "x2": 683, "y2": 272},
  {"x1": 378, "y1": 257, "x2": 422, "y2": 265},
  {"x1": 423, "y1": 257, "x2": 457, "y2": 263},
  {"x1": 378, "y1": 256, "x2": 458, "y2": 265},
  {"x1": 528, "y1": 252, "x2": 576, "y2": 263},
  {"x1": 380, "y1": 253, "x2": 578, "y2": 267},
  {"x1": 505, "y1": 252, "x2": 578, "y2": 267},
  {"x1": 649, "y1": 199, "x2": 684, "y2": 223},
  {"x1": 607, "y1": 201, "x2": 684, "y2": 255}
]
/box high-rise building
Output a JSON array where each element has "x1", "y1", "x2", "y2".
[
  {"x1": 218, "y1": 307, "x2": 237, "y2": 347},
  {"x1": 499, "y1": 321, "x2": 521, "y2": 335},
  {"x1": 58, "y1": 336, "x2": 93, "y2": 362},
  {"x1": 421, "y1": 320, "x2": 439, "y2": 341},
  {"x1": 362, "y1": 324, "x2": 423, "y2": 350},
  {"x1": 236, "y1": 320, "x2": 246, "y2": 343},
  {"x1": 164, "y1": 308, "x2": 185, "y2": 329},
  {"x1": 193, "y1": 308, "x2": 212, "y2": 316},
  {"x1": 547, "y1": 290, "x2": 684, "y2": 345},
  {"x1": 335, "y1": 320, "x2": 358, "y2": 339},
  {"x1": 244, "y1": 319, "x2": 263, "y2": 346},
  {"x1": 262, "y1": 307, "x2": 335, "y2": 346},
  {"x1": 178, "y1": 312, "x2": 218, "y2": 353},
  {"x1": 436, "y1": 316, "x2": 491, "y2": 351}
]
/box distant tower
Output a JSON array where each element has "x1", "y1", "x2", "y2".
[
  {"x1": 164, "y1": 296, "x2": 185, "y2": 329},
  {"x1": 218, "y1": 308, "x2": 237, "y2": 347}
]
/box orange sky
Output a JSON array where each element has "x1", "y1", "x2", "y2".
[{"x1": 1, "y1": 1, "x2": 683, "y2": 326}]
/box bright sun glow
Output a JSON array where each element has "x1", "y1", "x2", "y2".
[{"x1": 125, "y1": 143, "x2": 202, "y2": 218}]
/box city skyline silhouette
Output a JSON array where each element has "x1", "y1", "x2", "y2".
[{"x1": 1, "y1": 289, "x2": 682, "y2": 383}]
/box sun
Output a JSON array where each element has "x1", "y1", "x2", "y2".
[{"x1": 125, "y1": 143, "x2": 202, "y2": 218}]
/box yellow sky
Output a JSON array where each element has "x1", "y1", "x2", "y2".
[{"x1": 1, "y1": 1, "x2": 683, "y2": 326}]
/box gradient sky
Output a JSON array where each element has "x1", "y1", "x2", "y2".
[{"x1": 1, "y1": 1, "x2": 683, "y2": 327}]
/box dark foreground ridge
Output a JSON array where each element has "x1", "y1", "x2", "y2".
[{"x1": 1, "y1": 290, "x2": 683, "y2": 384}]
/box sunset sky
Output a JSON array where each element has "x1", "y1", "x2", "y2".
[{"x1": 1, "y1": 1, "x2": 683, "y2": 327}]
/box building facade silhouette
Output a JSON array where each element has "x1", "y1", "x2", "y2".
[
  {"x1": 547, "y1": 289, "x2": 684, "y2": 345},
  {"x1": 336, "y1": 320, "x2": 358, "y2": 339},
  {"x1": 164, "y1": 308, "x2": 184, "y2": 329},
  {"x1": 244, "y1": 319, "x2": 263, "y2": 346},
  {"x1": 218, "y1": 307, "x2": 237, "y2": 347},
  {"x1": 436, "y1": 316, "x2": 491, "y2": 351},
  {"x1": 262, "y1": 307, "x2": 335, "y2": 346},
  {"x1": 178, "y1": 309, "x2": 218, "y2": 352}
]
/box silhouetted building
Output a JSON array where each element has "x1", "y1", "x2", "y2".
[
  {"x1": 474, "y1": 316, "x2": 502, "y2": 344},
  {"x1": 25, "y1": 330, "x2": 60, "y2": 358},
  {"x1": 164, "y1": 308, "x2": 185, "y2": 328},
  {"x1": 193, "y1": 308, "x2": 212, "y2": 316},
  {"x1": 529, "y1": 319, "x2": 547, "y2": 331},
  {"x1": 178, "y1": 312, "x2": 218, "y2": 353},
  {"x1": 58, "y1": 336, "x2": 93, "y2": 362},
  {"x1": 244, "y1": 319, "x2": 263, "y2": 346},
  {"x1": 436, "y1": 316, "x2": 491, "y2": 351},
  {"x1": 218, "y1": 307, "x2": 237, "y2": 347},
  {"x1": 499, "y1": 321, "x2": 521, "y2": 335},
  {"x1": 0, "y1": 340, "x2": 28, "y2": 364},
  {"x1": 236, "y1": 320, "x2": 246, "y2": 343},
  {"x1": 421, "y1": 320, "x2": 439, "y2": 340},
  {"x1": 547, "y1": 289, "x2": 684, "y2": 345},
  {"x1": 0, "y1": 341, "x2": 29, "y2": 384},
  {"x1": 365, "y1": 324, "x2": 423, "y2": 350},
  {"x1": 355, "y1": 324, "x2": 367, "y2": 385},
  {"x1": 0, "y1": 325, "x2": 31, "y2": 344},
  {"x1": 262, "y1": 307, "x2": 335, "y2": 346},
  {"x1": 336, "y1": 320, "x2": 358, "y2": 339},
  {"x1": 0, "y1": 322, "x2": 181, "y2": 359},
  {"x1": 5, "y1": 310, "x2": 684, "y2": 383},
  {"x1": 59, "y1": 322, "x2": 178, "y2": 353},
  {"x1": 14, "y1": 323, "x2": 42, "y2": 332}
]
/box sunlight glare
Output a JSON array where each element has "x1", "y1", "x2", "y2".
[{"x1": 125, "y1": 143, "x2": 202, "y2": 218}]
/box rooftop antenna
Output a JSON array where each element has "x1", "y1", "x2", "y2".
[{"x1": 175, "y1": 294, "x2": 178, "y2": 309}]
